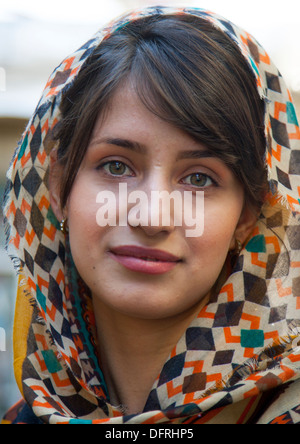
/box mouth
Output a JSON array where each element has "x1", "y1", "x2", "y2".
[{"x1": 108, "y1": 245, "x2": 182, "y2": 275}]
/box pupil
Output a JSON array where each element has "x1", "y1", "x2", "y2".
[
  {"x1": 110, "y1": 162, "x2": 125, "y2": 175},
  {"x1": 191, "y1": 173, "x2": 206, "y2": 186}
]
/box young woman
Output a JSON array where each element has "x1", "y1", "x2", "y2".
[{"x1": 3, "y1": 6, "x2": 300, "y2": 424}]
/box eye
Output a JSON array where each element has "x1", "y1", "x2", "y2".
[
  {"x1": 182, "y1": 172, "x2": 215, "y2": 188},
  {"x1": 100, "y1": 161, "x2": 134, "y2": 177}
]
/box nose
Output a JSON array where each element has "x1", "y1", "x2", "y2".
[{"x1": 127, "y1": 175, "x2": 178, "y2": 236}]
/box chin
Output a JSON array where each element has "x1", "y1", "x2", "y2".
[{"x1": 96, "y1": 289, "x2": 183, "y2": 320}]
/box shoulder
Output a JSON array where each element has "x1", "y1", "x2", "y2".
[{"x1": 2, "y1": 399, "x2": 43, "y2": 424}]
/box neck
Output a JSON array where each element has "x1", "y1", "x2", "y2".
[{"x1": 93, "y1": 298, "x2": 208, "y2": 415}]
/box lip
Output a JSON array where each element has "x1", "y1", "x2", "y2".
[{"x1": 108, "y1": 245, "x2": 182, "y2": 275}]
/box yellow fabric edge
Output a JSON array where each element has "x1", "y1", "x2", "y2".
[{"x1": 13, "y1": 273, "x2": 34, "y2": 397}]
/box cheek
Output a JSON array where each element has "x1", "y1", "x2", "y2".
[
  {"x1": 188, "y1": 200, "x2": 242, "y2": 268},
  {"x1": 66, "y1": 177, "x2": 105, "y2": 263}
]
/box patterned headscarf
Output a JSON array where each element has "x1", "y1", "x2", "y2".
[{"x1": 3, "y1": 6, "x2": 300, "y2": 424}]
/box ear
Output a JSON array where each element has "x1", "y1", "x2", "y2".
[
  {"x1": 230, "y1": 204, "x2": 258, "y2": 250},
  {"x1": 49, "y1": 148, "x2": 65, "y2": 222}
]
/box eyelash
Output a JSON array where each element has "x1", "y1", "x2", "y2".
[
  {"x1": 97, "y1": 160, "x2": 135, "y2": 177},
  {"x1": 180, "y1": 173, "x2": 218, "y2": 189},
  {"x1": 97, "y1": 160, "x2": 218, "y2": 189}
]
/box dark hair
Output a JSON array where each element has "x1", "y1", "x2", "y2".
[{"x1": 55, "y1": 14, "x2": 268, "y2": 210}]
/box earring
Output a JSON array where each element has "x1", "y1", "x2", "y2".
[
  {"x1": 60, "y1": 218, "x2": 69, "y2": 235},
  {"x1": 235, "y1": 239, "x2": 242, "y2": 256},
  {"x1": 230, "y1": 239, "x2": 242, "y2": 257}
]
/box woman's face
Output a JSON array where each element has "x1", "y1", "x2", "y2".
[{"x1": 52, "y1": 84, "x2": 255, "y2": 320}]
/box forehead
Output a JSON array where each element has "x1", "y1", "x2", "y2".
[
  {"x1": 89, "y1": 84, "x2": 206, "y2": 152},
  {"x1": 87, "y1": 86, "x2": 238, "y2": 183}
]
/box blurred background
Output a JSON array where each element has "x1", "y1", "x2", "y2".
[{"x1": 0, "y1": 0, "x2": 300, "y2": 420}]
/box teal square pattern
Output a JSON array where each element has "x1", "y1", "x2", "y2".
[
  {"x1": 241, "y1": 329, "x2": 264, "y2": 348},
  {"x1": 41, "y1": 349, "x2": 63, "y2": 374}
]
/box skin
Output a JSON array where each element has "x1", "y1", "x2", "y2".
[{"x1": 50, "y1": 82, "x2": 258, "y2": 414}]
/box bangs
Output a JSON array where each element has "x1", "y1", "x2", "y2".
[{"x1": 127, "y1": 15, "x2": 259, "y2": 162}]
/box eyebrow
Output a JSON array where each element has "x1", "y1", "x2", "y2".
[
  {"x1": 91, "y1": 137, "x2": 216, "y2": 161},
  {"x1": 176, "y1": 149, "x2": 216, "y2": 160},
  {"x1": 90, "y1": 137, "x2": 147, "y2": 154}
]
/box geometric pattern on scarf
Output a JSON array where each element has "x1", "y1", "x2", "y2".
[{"x1": 3, "y1": 6, "x2": 300, "y2": 424}]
